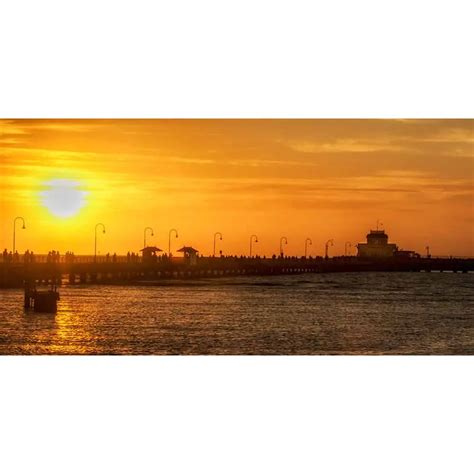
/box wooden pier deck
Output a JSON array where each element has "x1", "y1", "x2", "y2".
[{"x1": 1, "y1": 255, "x2": 473, "y2": 288}]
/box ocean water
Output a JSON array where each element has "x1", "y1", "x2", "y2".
[{"x1": 0, "y1": 272, "x2": 472, "y2": 355}]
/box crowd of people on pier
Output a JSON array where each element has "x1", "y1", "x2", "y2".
[
  {"x1": 1, "y1": 248, "x2": 325, "y2": 264},
  {"x1": 2, "y1": 249, "x2": 37, "y2": 263},
  {"x1": 1, "y1": 249, "x2": 76, "y2": 264},
  {"x1": 126, "y1": 252, "x2": 139, "y2": 262},
  {"x1": 2, "y1": 249, "x2": 19, "y2": 263},
  {"x1": 46, "y1": 250, "x2": 61, "y2": 263},
  {"x1": 105, "y1": 253, "x2": 118, "y2": 263}
]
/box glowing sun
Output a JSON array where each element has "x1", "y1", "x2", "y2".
[{"x1": 40, "y1": 179, "x2": 88, "y2": 218}]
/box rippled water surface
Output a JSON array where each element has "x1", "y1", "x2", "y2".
[{"x1": 1, "y1": 272, "x2": 473, "y2": 354}]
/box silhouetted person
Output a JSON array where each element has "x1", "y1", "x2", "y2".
[{"x1": 112, "y1": 253, "x2": 117, "y2": 263}]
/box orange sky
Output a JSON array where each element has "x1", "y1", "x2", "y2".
[{"x1": 1, "y1": 119, "x2": 473, "y2": 257}]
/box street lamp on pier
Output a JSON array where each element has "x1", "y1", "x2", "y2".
[
  {"x1": 94, "y1": 223, "x2": 106, "y2": 262},
  {"x1": 280, "y1": 237, "x2": 288, "y2": 257},
  {"x1": 325, "y1": 239, "x2": 334, "y2": 259},
  {"x1": 168, "y1": 229, "x2": 178, "y2": 256},
  {"x1": 213, "y1": 232, "x2": 223, "y2": 257},
  {"x1": 249, "y1": 235, "x2": 258, "y2": 257},
  {"x1": 144, "y1": 227, "x2": 154, "y2": 248},
  {"x1": 305, "y1": 238, "x2": 313, "y2": 258},
  {"x1": 345, "y1": 241, "x2": 352, "y2": 256},
  {"x1": 13, "y1": 216, "x2": 26, "y2": 253}
]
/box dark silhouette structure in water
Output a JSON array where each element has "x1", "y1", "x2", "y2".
[{"x1": 24, "y1": 280, "x2": 60, "y2": 312}]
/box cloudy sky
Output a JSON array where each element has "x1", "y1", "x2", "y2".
[{"x1": 1, "y1": 119, "x2": 473, "y2": 256}]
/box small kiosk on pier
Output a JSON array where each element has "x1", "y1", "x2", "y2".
[
  {"x1": 140, "y1": 246, "x2": 163, "y2": 264},
  {"x1": 177, "y1": 246, "x2": 199, "y2": 266}
]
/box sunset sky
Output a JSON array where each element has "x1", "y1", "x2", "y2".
[{"x1": 1, "y1": 119, "x2": 473, "y2": 257}]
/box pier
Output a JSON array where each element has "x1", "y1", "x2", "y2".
[{"x1": 1, "y1": 254, "x2": 473, "y2": 288}]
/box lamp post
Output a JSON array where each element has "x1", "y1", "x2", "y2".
[
  {"x1": 345, "y1": 241, "x2": 352, "y2": 256},
  {"x1": 168, "y1": 229, "x2": 178, "y2": 256},
  {"x1": 144, "y1": 227, "x2": 154, "y2": 249},
  {"x1": 426, "y1": 246, "x2": 431, "y2": 258},
  {"x1": 325, "y1": 239, "x2": 334, "y2": 259},
  {"x1": 213, "y1": 232, "x2": 223, "y2": 257},
  {"x1": 94, "y1": 223, "x2": 106, "y2": 262},
  {"x1": 13, "y1": 216, "x2": 26, "y2": 254},
  {"x1": 280, "y1": 236, "x2": 288, "y2": 257},
  {"x1": 249, "y1": 234, "x2": 258, "y2": 257},
  {"x1": 305, "y1": 238, "x2": 313, "y2": 258}
]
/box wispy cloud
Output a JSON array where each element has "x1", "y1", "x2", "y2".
[{"x1": 284, "y1": 138, "x2": 405, "y2": 154}]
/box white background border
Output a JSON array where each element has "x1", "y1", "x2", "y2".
[
  {"x1": 1, "y1": 1, "x2": 473, "y2": 473},
  {"x1": 1, "y1": 0, "x2": 473, "y2": 117}
]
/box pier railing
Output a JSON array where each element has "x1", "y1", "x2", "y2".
[{"x1": 1, "y1": 253, "x2": 471, "y2": 265}]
